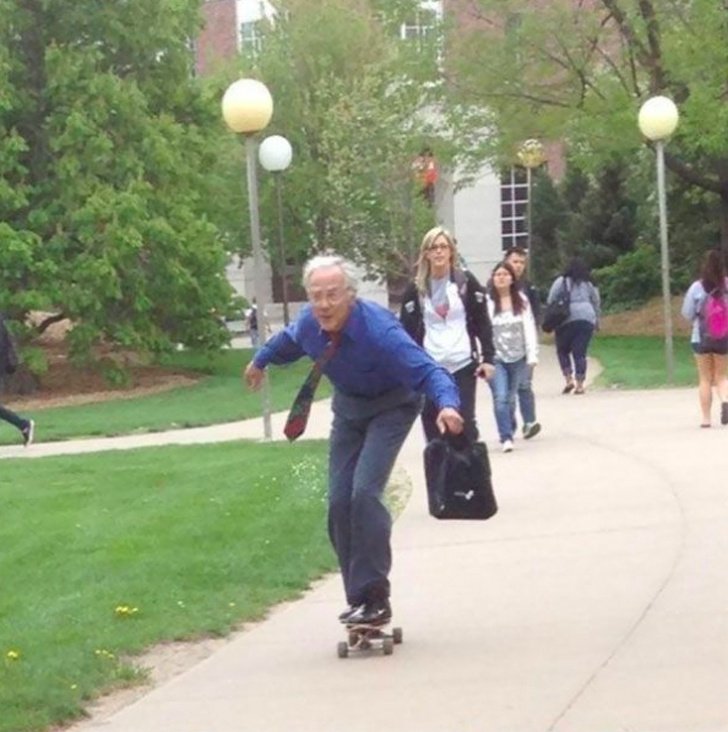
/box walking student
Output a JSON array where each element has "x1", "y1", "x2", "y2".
[
  {"x1": 504, "y1": 245, "x2": 541, "y2": 439},
  {"x1": 244, "y1": 254, "x2": 463, "y2": 626},
  {"x1": 0, "y1": 315, "x2": 34, "y2": 446},
  {"x1": 400, "y1": 226, "x2": 495, "y2": 444},
  {"x1": 486, "y1": 261, "x2": 539, "y2": 453},
  {"x1": 681, "y1": 248, "x2": 728, "y2": 428},
  {"x1": 547, "y1": 257, "x2": 600, "y2": 395}
]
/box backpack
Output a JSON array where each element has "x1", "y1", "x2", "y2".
[{"x1": 700, "y1": 289, "x2": 728, "y2": 346}]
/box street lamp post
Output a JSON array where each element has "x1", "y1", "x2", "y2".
[
  {"x1": 517, "y1": 139, "x2": 546, "y2": 281},
  {"x1": 222, "y1": 78, "x2": 274, "y2": 439},
  {"x1": 638, "y1": 95, "x2": 680, "y2": 383},
  {"x1": 259, "y1": 135, "x2": 293, "y2": 326}
]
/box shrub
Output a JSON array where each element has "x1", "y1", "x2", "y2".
[{"x1": 594, "y1": 243, "x2": 662, "y2": 312}]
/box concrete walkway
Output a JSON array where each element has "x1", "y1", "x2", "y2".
[{"x1": 6, "y1": 346, "x2": 728, "y2": 731}]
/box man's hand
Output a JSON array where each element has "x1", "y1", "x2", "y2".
[
  {"x1": 476, "y1": 362, "x2": 495, "y2": 381},
  {"x1": 244, "y1": 362, "x2": 265, "y2": 391},
  {"x1": 436, "y1": 407, "x2": 464, "y2": 435}
]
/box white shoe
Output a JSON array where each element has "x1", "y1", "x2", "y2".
[{"x1": 502, "y1": 439, "x2": 514, "y2": 453}]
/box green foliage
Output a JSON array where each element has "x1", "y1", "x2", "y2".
[
  {"x1": 0, "y1": 441, "x2": 334, "y2": 732},
  {"x1": 447, "y1": 0, "x2": 728, "y2": 254},
  {"x1": 0, "y1": 0, "x2": 233, "y2": 365},
  {"x1": 215, "y1": 0, "x2": 446, "y2": 286},
  {"x1": 529, "y1": 170, "x2": 566, "y2": 288},
  {"x1": 556, "y1": 159, "x2": 640, "y2": 270},
  {"x1": 529, "y1": 156, "x2": 642, "y2": 295},
  {"x1": 593, "y1": 243, "x2": 662, "y2": 312}
]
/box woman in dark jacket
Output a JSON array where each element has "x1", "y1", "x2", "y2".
[
  {"x1": 400, "y1": 226, "x2": 494, "y2": 442},
  {"x1": 0, "y1": 316, "x2": 34, "y2": 446}
]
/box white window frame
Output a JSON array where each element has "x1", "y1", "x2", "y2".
[{"x1": 500, "y1": 167, "x2": 529, "y2": 251}]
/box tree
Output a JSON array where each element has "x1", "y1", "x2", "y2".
[
  {"x1": 447, "y1": 0, "x2": 728, "y2": 256},
  {"x1": 0, "y1": 0, "x2": 233, "y2": 370},
  {"x1": 217, "y1": 0, "x2": 445, "y2": 289}
]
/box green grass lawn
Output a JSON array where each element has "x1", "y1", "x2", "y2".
[
  {"x1": 591, "y1": 335, "x2": 697, "y2": 389},
  {"x1": 0, "y1": 440, "x2": 334, "y2": 732},
  {"x1": 1, "y1": 349, "x2": 331, "y2": 445}
]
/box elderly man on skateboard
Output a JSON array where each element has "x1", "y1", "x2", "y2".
[{"x1": 245, "y1": 254, "x2": 463, "y2": 626}]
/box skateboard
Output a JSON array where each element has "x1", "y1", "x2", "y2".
[{"x1": 337, "y1": 622, "x2": 403, "y2": 658}]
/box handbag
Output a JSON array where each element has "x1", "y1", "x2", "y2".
[
  {"x1": 542, "y1": 277, "x2": 571, "y2": 333},
  {"x1": 423, "y1": 434, "x2": 497, "y2": 520}
]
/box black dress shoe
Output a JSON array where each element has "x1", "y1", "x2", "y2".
[{"x1": 347, "y1": 599, "x2": 392, "y2": 626}]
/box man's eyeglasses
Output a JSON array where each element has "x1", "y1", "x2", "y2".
[
  {"x1": 307, "y1": 287, "x2": 350, "y2": 306},
  {"x1": 427, "y1": 243, "x2": 450, "y2": 252}
]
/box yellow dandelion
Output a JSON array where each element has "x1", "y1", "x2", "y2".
[{"x1": 6, "y1": 650, "x2": 20, "y2": 661}]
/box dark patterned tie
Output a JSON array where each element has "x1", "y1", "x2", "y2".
[{"x1": 283, "y1": 333, "x2": 340, "y2": 441}]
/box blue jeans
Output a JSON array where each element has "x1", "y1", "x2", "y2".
[
  {"x1": 512, "y1": 365, "x2": 536, "y2": 430},
  {"x1": 328, "y1": 389, "x2": 420, "y2": 606},
  {"x1": 555, "y1": 320, "x2": 595, "y2": 380},
  {"x1": 0, "y1": 378, "x2": 27, "y2": 432},
  {"x1": 489, "y1": 358, "x2": 529, "y2": 443}
]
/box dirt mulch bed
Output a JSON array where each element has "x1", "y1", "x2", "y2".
[
  {"x1": 5, "y1": 347, "x2": 200, "y2": 411},
  {"x1": 599, "y1": 296, "x2": 691, "y2": 337}
]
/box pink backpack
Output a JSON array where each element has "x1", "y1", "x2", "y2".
[{"x1": 701, "y1": 289, "x2": 728, "y2": 341}]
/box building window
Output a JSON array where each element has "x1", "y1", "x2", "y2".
[
  {"x1": 500, "y1": 167, "x2": 529, "y2": 250},
  {"x1": 240, "y1": 20, "x2": 262, "y2": 55},
  {"x1": 400, "y1": 6, "x2": 439, "y2": 42}
]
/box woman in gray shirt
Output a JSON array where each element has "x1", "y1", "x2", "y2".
[{"x1": 547, "y1": 257, "x2": 600, "y2": 394}]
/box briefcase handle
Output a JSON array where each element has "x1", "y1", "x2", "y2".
[{"x1": 439, "y1": 431, "x2": 471, "y2": 452}]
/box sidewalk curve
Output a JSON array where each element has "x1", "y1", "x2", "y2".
[{"x1": 10, "y1": 346, "x2": 728, "y2": 732}]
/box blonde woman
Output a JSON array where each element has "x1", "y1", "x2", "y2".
[{"x1": 400, "y1": 227, "x2": 495, "y2": 443}]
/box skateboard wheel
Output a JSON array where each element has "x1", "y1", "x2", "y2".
[
  {"x1": 392, "y1": 627, "x2": 403, "y2": 644},
  {"x1": 337, "y1": 641, "x2": 349, "y2": 659},
  {"x1": 382, "y1": 637, "x2": 394, "y2": 655}
]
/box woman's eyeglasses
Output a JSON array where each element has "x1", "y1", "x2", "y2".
[{"x1": 427, "y1": 243, "x2": 450, "y2": 252}]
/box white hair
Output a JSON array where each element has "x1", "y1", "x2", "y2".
[{"x1": 302, "y1": 254, "x2": 359, "y2": 293}]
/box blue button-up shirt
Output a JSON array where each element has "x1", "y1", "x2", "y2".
[{"x1": 254, "y1": 299, "x2": 460, "y2": 411}]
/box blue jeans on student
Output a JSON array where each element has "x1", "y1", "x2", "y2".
[
  {"x1": 555, "y1": 320, "x2": 595, "y2": 380},
  {"x1": 327, "y1": 388, "x2": 420, "y2": 607},
  {"x1": 489, "y1": 358, "x2": 529, "y2": 443},
  {"x1": 0, "y1": 378, "x2": 28, "y2": 433},
  {"x1": 512, "y1": 365, "x2": 537, "y2": 430}
]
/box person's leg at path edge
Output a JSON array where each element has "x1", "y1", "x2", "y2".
[
  {"x1": 695, "y1": 353, "x2": 714, "y2": 426},
  {"x1": 714, "y1": 353, "x2": 728, "y2": 425},
  {"x1": 0, "y1": 403, "x2": 34, "y2": 446}
]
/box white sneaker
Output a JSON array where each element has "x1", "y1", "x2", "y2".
[{"x1": 502, "y1": 439, "x2": 514, "y2": 453}]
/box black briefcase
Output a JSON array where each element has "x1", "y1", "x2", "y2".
[{"x1": 424, "y1": 435, "x2": 497, "y2": 520}]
